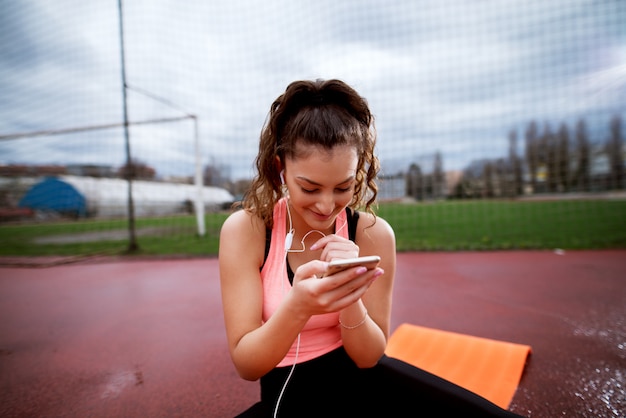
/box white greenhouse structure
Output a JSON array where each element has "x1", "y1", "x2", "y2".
[
  {"x1": 12, "y1": 175, "x2": 234, "y2": 222},
  {"x1": 57, "y1": 175, "x2": 234, "y2": 218}
]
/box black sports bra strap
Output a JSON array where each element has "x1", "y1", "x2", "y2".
[
  {"x1": 346, "y1": 207, "x2": 359, "y2": 242},
  {"x1": 264, "y1": 227, "x2": 271, "y2": 266}
]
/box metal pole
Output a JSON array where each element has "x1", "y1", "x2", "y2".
[
  {"x1": 193, "y1": 116, "x2": 206, "y2": 236},
  {"x1": 117, "y1": 0, "x2": 138, "y2": 252}
]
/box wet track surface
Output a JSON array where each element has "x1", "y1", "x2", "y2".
[{"x1": 0, "y1": 250, "x2": 624, "y2": 417}]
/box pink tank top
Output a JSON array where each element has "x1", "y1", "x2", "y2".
[{"x1": 261, "y1": 197, "x2": 348, "y2": 367}]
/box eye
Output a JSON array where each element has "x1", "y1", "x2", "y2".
[
  {"x1": 336, "y1": 182, "x2": 355, "y2": 193},
  {"x1": 301, "y1": 188, "x2": 318, "y2": 194}
]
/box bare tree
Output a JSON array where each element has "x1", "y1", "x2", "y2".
[
  {"x1": 458, "y1": 159, "x2": 486, "y2": 199},
  {"x1": 556, "y1": 123, "x2": 571, "y2": 192},
  {"x1": 483, "y1": 161, "x2": 495, "y2": 198},
  {"x1": 509, "y1": 129, "x2": 523, "y2": 196},
  {"x1": 433, "y1": 151, "x2": 445, "y2": 199},
  {"x1": 117, "y1": 158, "x2": 156, "y2": 180},
  {"x1": 542, "y1": 123, "x2": 558, "y2": 193},
  {"x1": 203, "y1": 157, "x2": 230, "y2": 188},
  {"x1": 406, "y1": 163, "x2": 423, "y2": 200},
  {"x1": 495, "y1": 158, "x2": 507, "y2": 197},
  {"x1": 607, "y1": 114, "x2": 624, "y2": 190},
  {"x1": 573, "y1": 118, "x2": 591, "y2": 192},
  {"x1": 525, "y1": 121, "x2": 539, "y2": 193}
]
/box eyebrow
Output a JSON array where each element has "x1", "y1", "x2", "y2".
[{"x1": 296, "y1": 175, "x2": 355, "y2": 187}]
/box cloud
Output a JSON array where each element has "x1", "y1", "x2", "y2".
[{"x1": 1, "y1": 0, "x2": 624, "y2": 180}]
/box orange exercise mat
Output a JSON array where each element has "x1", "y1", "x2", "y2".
[{"x1": 385, "y1": 323, "x2": 532, "y2": 409}]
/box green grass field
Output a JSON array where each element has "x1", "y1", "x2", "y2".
[{"x1": 0, "y1": 199, "x2": 624, "y2": 257}]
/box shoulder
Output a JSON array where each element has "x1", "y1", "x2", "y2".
[
  {"x1": 221, "y1": 207, "x2": 263, "y2": 234},
  {"x1": 354, "y1": 211, "x2": 395, "y2": 251},
  {"x1": 219, "y1": 209, "x2": 267, "y2": 267}
]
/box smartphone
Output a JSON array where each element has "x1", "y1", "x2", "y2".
[{"x1": 323, "y1": 255, "x2": 381, "y2": 277}]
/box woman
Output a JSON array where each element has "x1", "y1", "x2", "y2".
[{"x1": 219, "y1": 79, "x2": 525, "y2": 417}]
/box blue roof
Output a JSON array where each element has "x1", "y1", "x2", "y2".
[{"x1": 19, "y1": 177, "x2": 87, "y2": 216}]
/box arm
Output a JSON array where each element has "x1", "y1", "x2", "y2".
[
  {"x1": 311, "y1": 214, "x2": 396, "y2": 368},
  {"x1": 341, "y1": 215, "x2": 396, "y2": 367},
  {"x1": 219, "y1": 210, "x2": 311, "y2": 380}
]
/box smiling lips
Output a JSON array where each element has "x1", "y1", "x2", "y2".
[{"x1": 310, "y1": 209, "x2": 334, "y2": 222}]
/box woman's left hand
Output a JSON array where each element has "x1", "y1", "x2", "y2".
[{"x1": 310, "y1": 234, "x2": 359, "y2": 262}]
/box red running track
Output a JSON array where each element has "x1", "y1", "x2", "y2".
[{"x1": 0, "y1": 250, "x2": 624, "y2": 417}]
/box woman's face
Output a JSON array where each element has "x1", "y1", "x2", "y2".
[{"x1": 283, "y1": 144, "x2": 358, "y2": 232}]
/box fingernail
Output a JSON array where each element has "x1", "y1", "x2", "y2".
[
  {"x1": 355, "y1": 267, "x2": 367, "y2": 275},
  {"x1": 372, "y1": 269, "x2": 384, "y2": 280}
]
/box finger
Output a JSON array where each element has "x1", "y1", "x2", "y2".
[
  {"x1": 309, "y1": 234, "x2": 350, "y2": 251},
  {"x1": 317, "y1": 240, "x2": 360, "y2": 262},
  {"x1": 321, "y1": 265, "x2": 377, "y2": 287},
  {"x1": 293, "y1": 259, "x2": 329, "y2": 281},
  {"x1": 323, "y1": 249, "x2": 360, "y2": 263},
  {"x1": 322, "y1": 270, "x2": 380, "y2": 311},
  {"x1": 310, "y1": 268, "x2": 383, "y2": 313}
]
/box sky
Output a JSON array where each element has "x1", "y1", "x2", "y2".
[{"x1": 0, "y1": 0, "x2": 624, "y2": 180}]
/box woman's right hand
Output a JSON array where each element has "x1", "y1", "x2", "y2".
[{"x1": 290, "y1": 260, "x2": 383, "y2": 316}]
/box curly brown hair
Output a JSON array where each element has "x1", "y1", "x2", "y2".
[{"x1": 241, "y1": 79, "x2": 380, "y2": 228}]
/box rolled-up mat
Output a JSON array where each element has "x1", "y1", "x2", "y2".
[{"x1": 385, "y1": 323, "x2": 532, "y2": 409}]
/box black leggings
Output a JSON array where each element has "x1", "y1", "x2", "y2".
[{"x1": 235, "y1": 347, "x2": 526, "y2": 417}]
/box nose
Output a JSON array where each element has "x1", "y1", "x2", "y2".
[{"x1": 315, "y1": 192, "x2": 335, "y2": 216}]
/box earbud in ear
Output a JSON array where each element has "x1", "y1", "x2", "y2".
[{"x1": 280, "y1": 170, "x2": 289, "y2": 197}]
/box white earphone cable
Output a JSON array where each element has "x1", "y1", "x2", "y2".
[
  {"x1": 273, "y1": 333, "x2": 300, "y2": 418},
  {"x1": 275, "y1": 199, "x2": 300, "y2": 417},
  {"x1": 274, "y1": 198, "x2": 349, "y2": 416}
]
